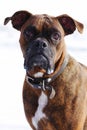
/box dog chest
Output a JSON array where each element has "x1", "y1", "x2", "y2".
[{"x1": 32, "y1": 91, "x2": 48, "y2": 129}]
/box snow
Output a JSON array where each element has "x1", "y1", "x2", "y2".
[{"x1": 0, "y1": 0, "x2": 87, "y2": 129}]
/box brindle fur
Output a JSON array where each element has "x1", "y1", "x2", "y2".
[{"x1": 4, "y1": 10, "x2": 87, "y2": 130}]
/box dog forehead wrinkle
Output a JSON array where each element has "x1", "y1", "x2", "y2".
[
  {"x1": 43, "y1": 14, "x2": 53, "y2": 23},
  {"x1": 32, "y1": 14, "x2": 53, "y2": 28},
  {"x1": 32, "y1": 91, "x2": 48, "y2": 129}
]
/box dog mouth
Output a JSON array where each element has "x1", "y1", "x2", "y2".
[{"x1": 24, "y1": 54, "x2": 54, "y2": 78}]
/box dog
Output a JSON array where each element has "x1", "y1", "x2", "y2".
[{"x1": 4, "y1": 10, "x2": 87, "y2": 130}]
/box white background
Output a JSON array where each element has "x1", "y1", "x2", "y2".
[{"x1": 0, "y1": 0, "x2": 87, "y2": 129}]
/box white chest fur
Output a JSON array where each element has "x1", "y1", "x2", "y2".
[{"x1": 32, "y1": 91, "x2": 48, "y2": 129}]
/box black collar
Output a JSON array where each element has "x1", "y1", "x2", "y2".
[{"x1": 26, "y1": 75, "x2": 50, "y2": 91}]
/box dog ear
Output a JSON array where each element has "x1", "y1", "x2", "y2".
[
  {"x1": 57, "y1": 14, "x2": 84, "y2": 35},
  {"x1": 4, "y1": 10, "x2": 32, "y2": 31}
]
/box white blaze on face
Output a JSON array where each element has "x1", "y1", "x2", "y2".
[{"x1": 32, "y1": 91, "x2": 48, "y2": 129}]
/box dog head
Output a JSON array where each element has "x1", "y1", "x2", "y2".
[{"x1": 4, "y1": 10, "x2": 84, "y2": 78}]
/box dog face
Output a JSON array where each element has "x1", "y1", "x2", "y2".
[
  {"x1": 20, "y1": 14, "x2": 65, "y2": 77},
  {"x1": 4, "y1": 10, "x2": 84, "y2": 78}
]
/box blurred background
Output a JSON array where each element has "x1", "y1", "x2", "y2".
[{"x1": 0, "y1": 0, "x2": 87, "y2": 129}]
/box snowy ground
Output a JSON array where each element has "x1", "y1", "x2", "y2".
[{"x1": 0, "y1": 0, "x2": 87, "y2": 129}]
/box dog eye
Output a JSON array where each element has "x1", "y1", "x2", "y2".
[
  {"x1": 23, "y1": 26, "x2": 38, "y2": 41},
  {"x1": 24, "y1": 30, "x2": 34, "y2": 41},
  {"x1": 51, "y1": 32, "x2": 61, "y2": 41}
]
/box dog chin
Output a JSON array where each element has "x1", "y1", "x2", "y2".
[
  {"x1": 26, "y1": 64, "x2": 54, "y2": 78},
  {"x1": 27, "y1": 68, "x2": 54, "y2": 79},
  {"x1": 24, "y1": 54, "x2": 54, "y2": 78},
  {"x1": 34, "y1": 72, "x2": 44, "y2": 78},
  {"x1": 34, "y1": 68, "x2": 54, "y2": 78},
  {"x1": 26, "y1": 65, "x2": 46, "y2": 77}
]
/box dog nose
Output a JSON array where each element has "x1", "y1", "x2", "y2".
[{"x1": 35, "y1": 40, "x2": 48, "y2": 49}]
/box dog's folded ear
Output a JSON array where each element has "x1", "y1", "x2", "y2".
[
  {"x1": 4, "y1": 10, "x2": 32, "y2": 31},
  {"x1": 57, "y1": 14, "x2": 84, "y2": 35}
]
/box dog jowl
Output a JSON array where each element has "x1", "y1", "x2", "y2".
[{"x1": 4, "y1": 10, "x2": 87, "y2": 130}]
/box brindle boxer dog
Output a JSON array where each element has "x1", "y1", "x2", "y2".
[{"x1": 4, "y1": 10, "x2": 87, "y2": 130}]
